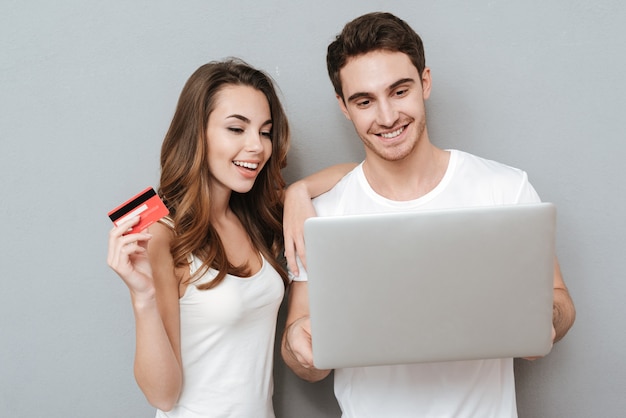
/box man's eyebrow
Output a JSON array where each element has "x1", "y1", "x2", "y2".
[
  {"x1": 346, "y1": 78, "x2": 416, "y2": 103},
  {"x1": 346, "y1": 92, "x2": 371, "y2": 103},
  {"x1": 388, "y1": 78, "x2": 416, "y2": 91}
]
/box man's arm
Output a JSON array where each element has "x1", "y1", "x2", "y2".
[
  {"x1": 281, "y1": 281, "x2": 332, "y2": 382},
  {"x1": 552, "y1": 258, "x2": 576, "y2": 342}
]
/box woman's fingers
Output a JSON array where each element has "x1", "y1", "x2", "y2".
[{"x1": 107, "y1": 216, "x2": 151, "y2": 272}]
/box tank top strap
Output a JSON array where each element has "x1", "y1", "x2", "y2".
[{"x1": 157, "y1": 216, "x2": 198, "y2": 275}]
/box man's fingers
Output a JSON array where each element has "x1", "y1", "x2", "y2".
[
  {"x1": 295, "y1": 235, "x2": 307, "y2": 271},
  {"x1": 284, "y1": 236, "x2": 299, "y2": 276}
]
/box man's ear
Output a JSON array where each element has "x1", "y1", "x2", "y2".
[
  {"x1": 336, "y1": 94, "x2": 351, "y2": 120},
  {"x1": 421, "y1": 67, "x2": 432, "y2": 100},
  {"x1": 335, "y1": 94, "x2": 351, "y2": 120}
]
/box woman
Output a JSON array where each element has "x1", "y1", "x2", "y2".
[{"x1": 107, "y1": 59, "x2": 350, "y2": 417}]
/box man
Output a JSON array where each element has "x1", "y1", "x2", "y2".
[{"x1": 281, "y1": 11, "x2": 576, "y2": 417}]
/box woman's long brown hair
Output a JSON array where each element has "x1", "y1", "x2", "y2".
[{"x1": 158, "y1": 59, "x2": 290, "y2": 289}]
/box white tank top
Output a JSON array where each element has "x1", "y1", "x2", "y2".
[{"x1": 156, "y1": 254, "x2": 284, "y2": 418}]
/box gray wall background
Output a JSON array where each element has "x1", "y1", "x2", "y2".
[{"x1": 1, "y1": 0, "x2": 624, "y2": 417}]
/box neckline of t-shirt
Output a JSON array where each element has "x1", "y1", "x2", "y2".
[{"x1": 356, "y1": 149, "x2": 459, "y2": 209}]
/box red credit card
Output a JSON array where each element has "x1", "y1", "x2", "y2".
[{"x1": 108, "y1": 187, "x2": 169, "y2": 234}]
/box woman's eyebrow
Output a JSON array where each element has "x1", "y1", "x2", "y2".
[{"x1": 226, "y1": 114, "x2": 250, "y2": 123}]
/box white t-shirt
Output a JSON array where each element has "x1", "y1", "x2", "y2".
[
  {"x1": 156, "y1": 255, "x2": 284, "y2": 418},
  {"x1": 294, "y1": 150, "x2": 541, "y2": 418}
]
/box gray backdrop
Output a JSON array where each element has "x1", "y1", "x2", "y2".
[{"x1": 1, "y1": 1, "x2": 624, "y2": 417}]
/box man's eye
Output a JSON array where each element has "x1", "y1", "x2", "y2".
[
  {"x1": 395, "y1": 89, "x2": 408, "y2": 97},
  {"x1": 356, "y1": 99, "x2": 371, "y2": 107}
]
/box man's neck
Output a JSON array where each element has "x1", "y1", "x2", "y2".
[{"x1": 362, "y1": 144, "x2": 450, "y2": 201}]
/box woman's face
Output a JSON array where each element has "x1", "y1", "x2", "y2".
[{"x1": 205, "y1": 84, "x2": 273, "y2": 196}]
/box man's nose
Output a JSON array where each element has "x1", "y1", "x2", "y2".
[{"x1": 376, "y1": 99, "x2": 398, "y2": 128}]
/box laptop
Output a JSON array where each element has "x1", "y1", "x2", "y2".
[{"x1": 303, "y1": 203, "x2": 555, "y2": 369}]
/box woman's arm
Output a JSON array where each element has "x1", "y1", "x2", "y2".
[
  {"x1": 283, "y1": 163, "x2": 357, "y2": 275},
  {"x1": 107, "y1": 217, "x2": 183, "y2": 411}
]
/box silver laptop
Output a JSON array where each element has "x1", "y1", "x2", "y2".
[{"x1": 304, "y1": 203, "x2": 555, "y2": 369}]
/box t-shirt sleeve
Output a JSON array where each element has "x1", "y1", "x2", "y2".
[
  {"x1": 515, "y1": 171, "x2": 542, "y2": 204},
  {"x1": 289, "y1": 256, "x2": 309, "y2": 282}
]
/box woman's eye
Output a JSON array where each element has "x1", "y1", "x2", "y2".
[
  {"x1": 261, "y1": 131, "x2": 272, "y2": 139},
  {"x1": 228, "y1": 127, "x2": 244, "y2": 134}
]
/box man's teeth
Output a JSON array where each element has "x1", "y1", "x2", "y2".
[
  {"x1": 234, "y1": 161, "x2": 258, "y2": 170},
  {"x1": 380, "y1": 127, "x2": 404, "y2": 139}
]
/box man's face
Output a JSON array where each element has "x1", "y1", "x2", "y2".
[{"x1": 337, "y1": 50, "x2": 431, "y2": 163}]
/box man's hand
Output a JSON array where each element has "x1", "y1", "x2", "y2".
[
  {"x1": 283, "y1": 182, "x2": 317, "y2": 276},
  {"x1": 284, "y1": 316, "x2": 316, "y2": 369}
]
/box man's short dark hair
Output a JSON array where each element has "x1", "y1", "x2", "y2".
[{"x1": 327, "y1": 12, "x2": 426, "y2": 100}]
